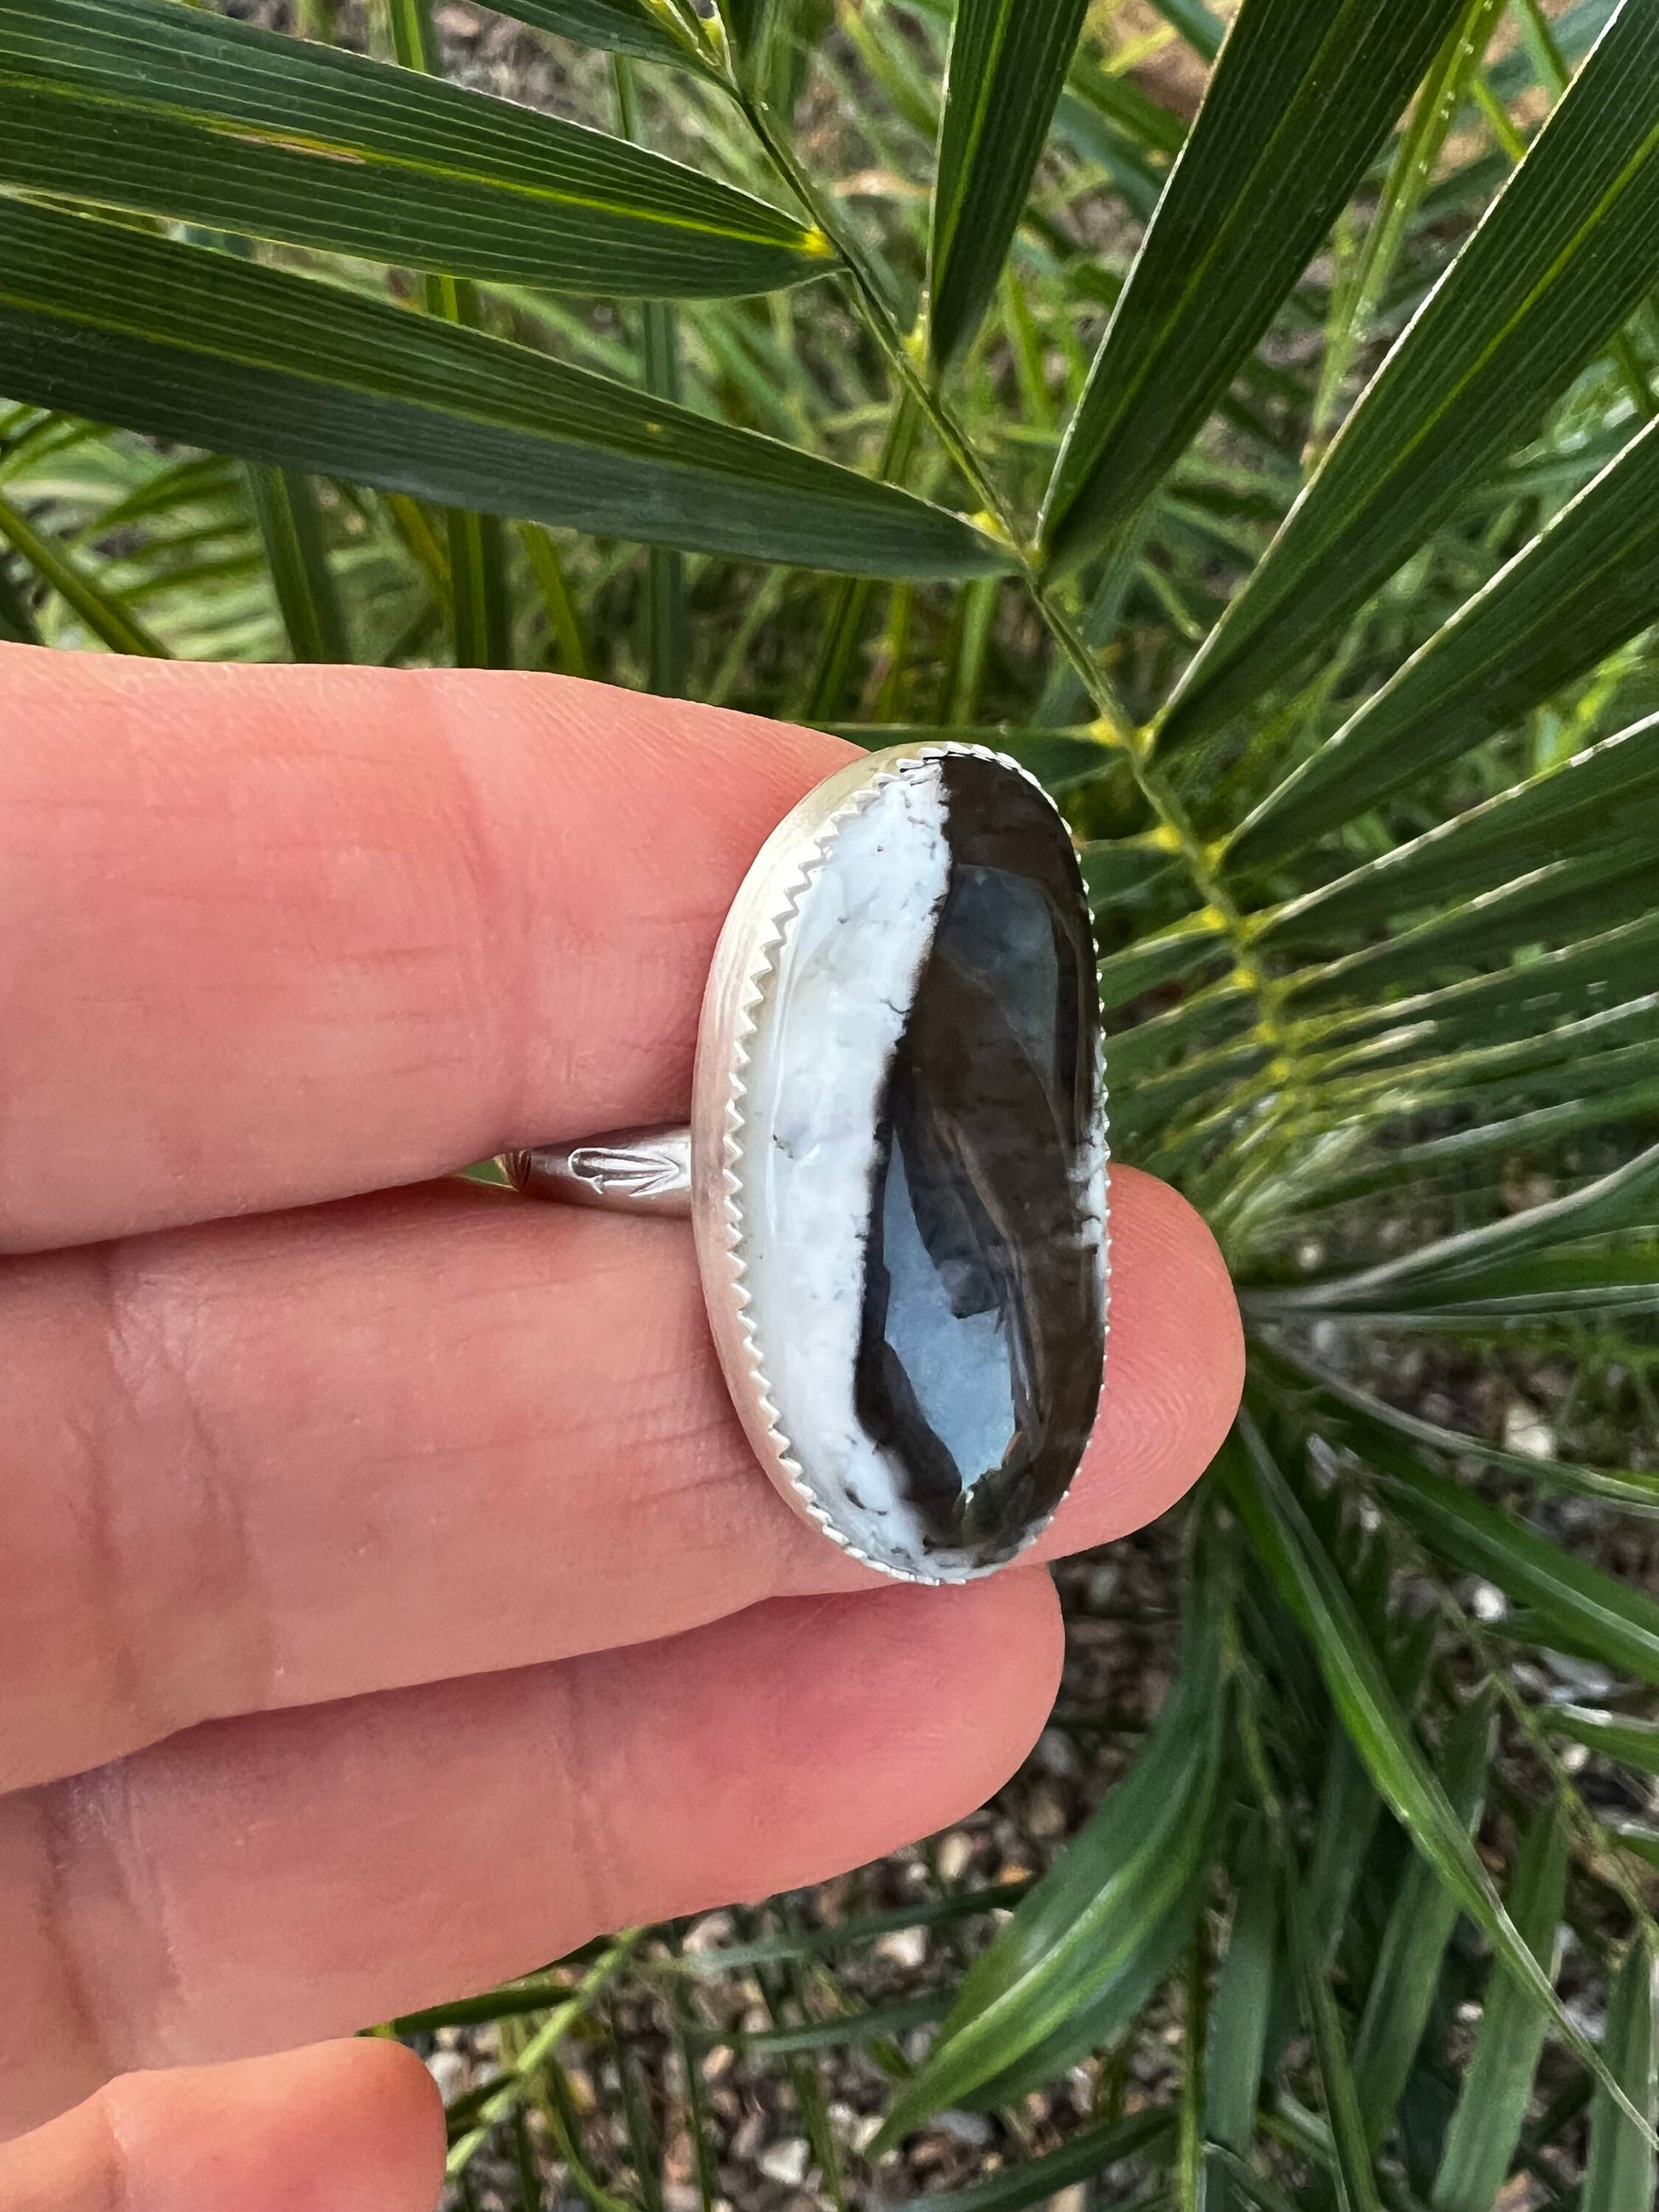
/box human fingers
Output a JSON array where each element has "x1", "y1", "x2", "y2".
[
  {"x1": 2, "y1": 1167, "x2": 1238, "y2": 1789},
  {"x1": 0, "y1": 645, "x2": 848, "y2": 1252},
  {"x1": 0, "y1": 2039, "x2": 442, "y2": 2211},
  {"x1": 0, "y1": 1574, "x2": 1063, "y2": 2137}
]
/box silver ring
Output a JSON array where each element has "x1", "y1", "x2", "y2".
[{"x1": 502, "y1": 742, "x2": 1109, "y2": 1585}]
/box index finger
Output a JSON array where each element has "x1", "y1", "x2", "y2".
[{"x1": 0, "y1": 645, "x2": 849, "y2": 1251}]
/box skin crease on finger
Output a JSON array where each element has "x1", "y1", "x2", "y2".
[
  {"x1": 0, "y1": 2040, "x2": 445, "y2": 2212},
  {"x1": 0, "y1": 1577, "x2": 1068, "y2": 2138},
  {"x1": 0, "y1": 1165, "x2": 1241, "y2": 1790}
]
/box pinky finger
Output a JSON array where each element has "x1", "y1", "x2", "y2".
[{"x1": 0, "y1": 2040, "x2": 444, "y2": 2211}]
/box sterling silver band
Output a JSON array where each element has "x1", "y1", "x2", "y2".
[{"x1": 501, "y1": 1125, "x2": 693, "y2": 1216}]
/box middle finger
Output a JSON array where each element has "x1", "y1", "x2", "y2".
[{"x1": 3, "y1": 1169, "x2": 1240, "y2": 1790}]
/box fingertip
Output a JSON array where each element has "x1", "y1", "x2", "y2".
[
  {"x1": 606, "y1": 1573, "x2": 1065, "y2": 1914},
  {"x1": 802, "y1": 1569, "x2": 1066, "y2": 1870},
  {"x1": 815, "y1": 1569, "x2": 1067, "y2": 1830},
  {"x1": 870, "y1": 1570, "x2": 1066, "y2": 1822},
  {"x1": 307, "y1": 2040, "x2": 448, "y2": 2211},
  {"x1": 107, "y1": 2040, "x2": 446, "y2": 2212},
  {"x1": 0, "y1": 2038, "x2": 445, "y2": 2209}
]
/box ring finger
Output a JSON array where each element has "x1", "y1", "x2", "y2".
[
  {"x1": 2, "y1": 1165, "x2": 1240, "y2": 1789},
  {"x1": 2, "y1": 1574, "x2": 1064, "y2": 2136}
]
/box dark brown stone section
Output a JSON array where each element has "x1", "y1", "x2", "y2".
[{"x1": 855, "y1": 753, "x2": 1105, "y2": 1568}]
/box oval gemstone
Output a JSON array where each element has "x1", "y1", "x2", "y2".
[{"x1": 730, "y1": 748, "x2": 1107, "y2": 1580}]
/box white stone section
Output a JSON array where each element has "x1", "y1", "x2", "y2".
[
  {"x1": 1080, "y1": 1055, "x2": 1110, "y2": 1303},
  {"x1": 735, "y1": 762, "x2": 954, "y2": 1578}
]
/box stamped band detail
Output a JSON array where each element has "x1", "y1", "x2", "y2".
[{"x1": 504, "y1": 1128, "x2": 693, "y2": 1216}]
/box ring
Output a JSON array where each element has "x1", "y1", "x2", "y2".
[{"x1": 502, "y1": 743, "x2": 1108, "y2": 1584}]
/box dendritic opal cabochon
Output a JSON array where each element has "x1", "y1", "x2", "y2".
[{"x1": 691, "y1": 743, "x2": 1108, "y2": 1583}]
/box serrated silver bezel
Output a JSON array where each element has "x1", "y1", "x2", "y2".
[{"x1": 690, "y1": 741, "x2": 1111, "y2": 1585}]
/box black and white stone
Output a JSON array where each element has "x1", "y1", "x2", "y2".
[{"x1": 730, "y1": 748, "x2": 1107, "y2": 1580}]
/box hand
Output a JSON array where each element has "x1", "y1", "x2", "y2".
[{"x1": 0, "y1": 648, "x2": 1242, "y2": 2207}]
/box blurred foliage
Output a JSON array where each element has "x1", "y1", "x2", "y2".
[{"x1": 3, "y1": 0, "x2": 1658, "y2": 2202}]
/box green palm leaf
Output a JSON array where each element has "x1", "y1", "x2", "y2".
[
  {"x1": 0, "y1": 0, "x2": 830, "y2": 297},
  {"x1": 489, "y1": 0, "x2": 709, "y2": 70},
  {"x1": 951, "y1": 1874, "x2": 1204, "y2": 2111},
  {"x1": 0, "y1": 202, "x2": 1003, "y2": 579},
  {"x1": 1161, "y1": 0, "x2": 1659, "y2": 748},
  {"x1": 1431, "y1": 1798, "x2": 1569, "y2": 2212},
  {"x1": 1283, "y1": 1858, "x2": 1384, "y2": 2212},
  {"x1": 1151, "y1": 0, "x2": 1224, "y2": 61},
  {"x1": 1282, "y1": 846, "x2": 1659, "y2": 1007},
  {"x1": 1546, "y1": 1706, "x2": 1659, "y2": 1773},
  {"x1": 1307, "y1": 911, "x2": 1659, "y2": 1073},
  {"x1": 1256, "y1": 709, "x2": 1659, "y2": 949},
  {"x1": 1350, "y1": 1688, "x2": 1493, "y2": 2146},
  {"x1": 1369, "y1": 1454, "x2": 1659, "y2": 1685},
  {"x1": 1270, "y1": 1352, "x2": 1659, "y2": 1516},
  {"x1": 926, "y1": 0, "x2": 1092, "y2": 370},
  {"x1": 888, "y1": 2111, "x2": 1172, "y2": 2212},
  {"x1": 1097, "y1": 914, "x2": 1231, "y2": 1010},
  {"x1": 0, "y1": 483, "x2": 170, "y2": 656},
  {"x1": 245, "y1": 465, "x2": 350, "y2": 664},
  {"x1": 1038, "y1": 0, "x2": 1467, "y2": 575},
  {"x1": 1228, "y1": 412, "x2": 1659, "y2": 868},
  {"x1": 1203, "y1": 1816, "x2": 1278, "y2": 2202},
  {"x1": 1256, "y1": 1139, "x2": 1659, "y2": 1314},
  {"x1": 0, "y1": 549, "x2": 38, "y2": 644},
  {"x1": 1221, "y1": 1415, "x2": 1650, "y2": 2135},
  {"x1": 1584, "y1": 1934, "x2": 1658, "y2": 2212},
  {"x1": 1309, "y1": 0, "x2": 1509, "y2": 452}
]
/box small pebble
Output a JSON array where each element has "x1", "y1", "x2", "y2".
[
  {"x1": 875, "y1": 1926, "x2": 928, "y2": 1971},
  {"x1": 1544, "y1": 1653, "x2": 1615, "y2": 1698},
  {"x1": 1467, "y1": 1579, "x2": 1507, "y2": 1623},
  {"x1": 425, "y1": 2049, "x2": 469, "y2": 2102},
  {"x1": 1502, "y1": 1398, "x2": 1557, "y2": 1461},
  {"x1": 683, "y1": 1911, "x2": 736, "y2": 1955},
  {"x1": 934, "y1": 2110, "x2": 995, "y2": 2148},
  {"x1": 937, "y1": 1830, "x2": 974, "y2": 1883},
  {"x1": 1083, "y1": 1560, "x2": 1120, "y2": 1608},
  {"x1": 1026, "y1": 1784, "x2": 1068, "y2": 1839},
  {"x1": 1035, "y1": 1728, "x2": 1080, "y2": 1780},
  {"x1": 757, "y1": 2137, "x2": 811, "y2": 2186}
]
